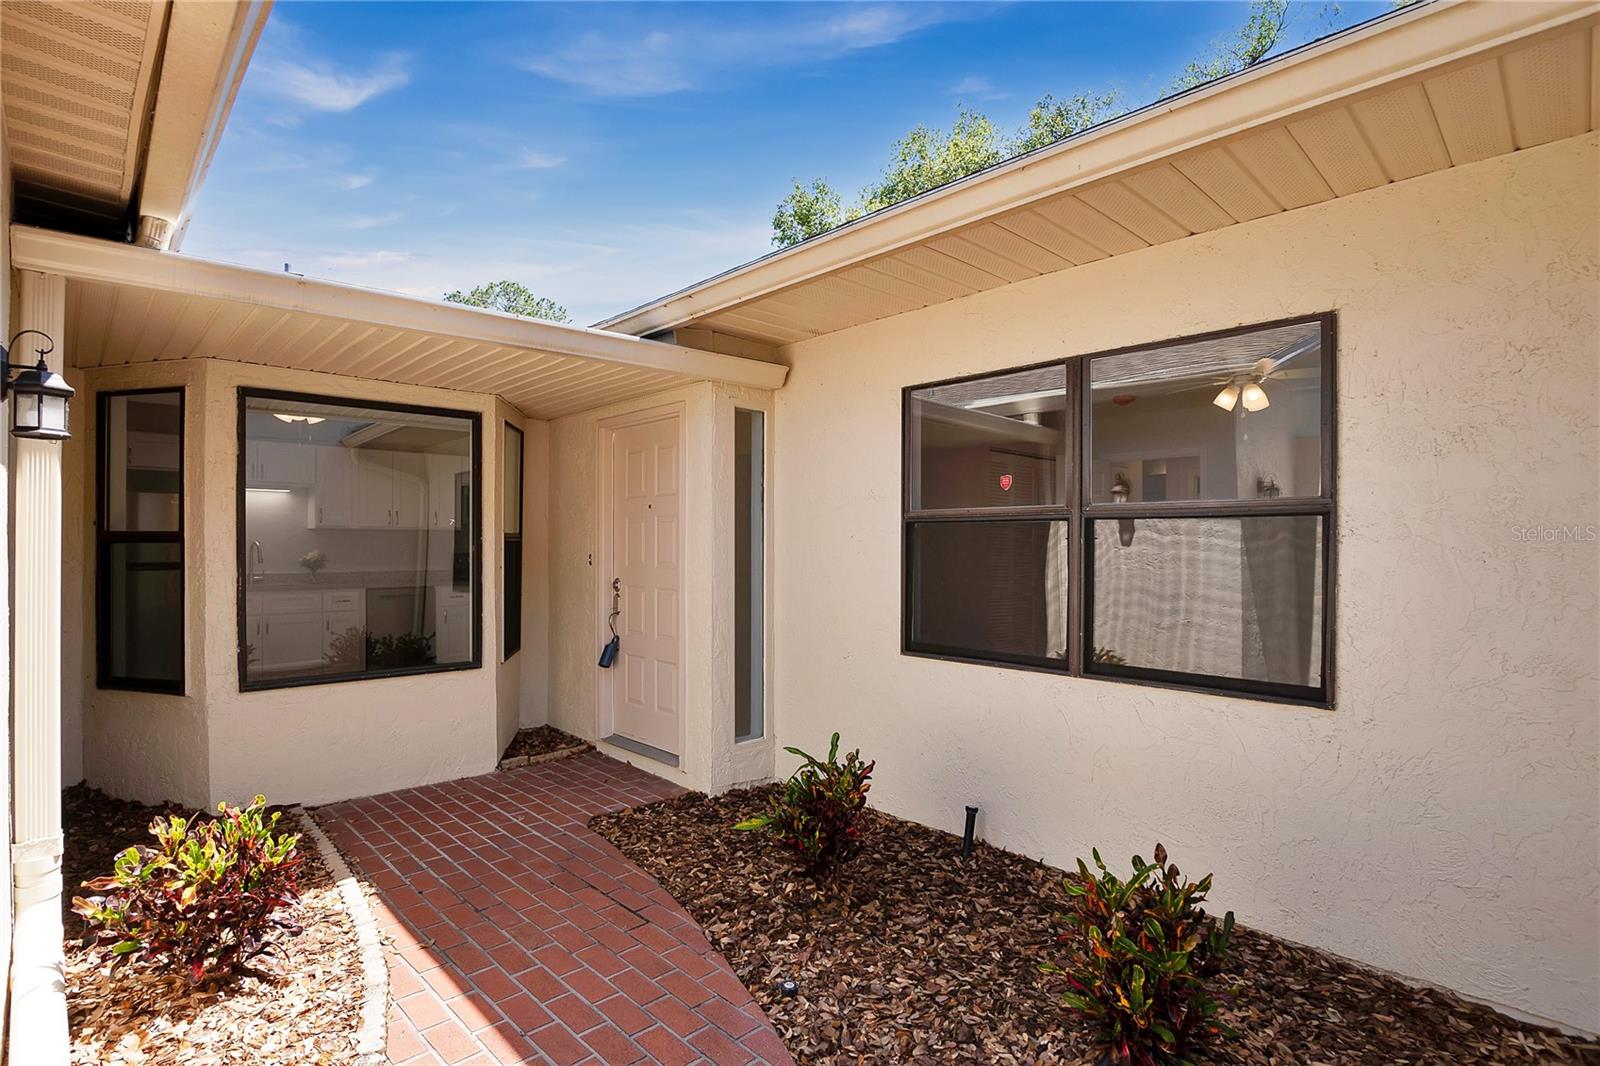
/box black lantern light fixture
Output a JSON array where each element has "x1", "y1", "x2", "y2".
[{"x1": 2, "y1": 330, "x2": 73, "y2": 441}]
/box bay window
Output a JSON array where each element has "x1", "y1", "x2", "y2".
[
  {"x1": 903, "y1": 314, "x2": 1334, "y2": 704},
  {"x1": 238, "y1": 390, "x2": 480, "y2": 689}
]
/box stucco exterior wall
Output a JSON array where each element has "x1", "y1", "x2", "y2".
[
  {"x1": 771, "y1": 134, "x2": 1599, "y2": 1032},
  {"x1": 548, "y1": 381, "x2": 775, "y2": 793},
  {"x1": 72, "y1": 358, "x2": 530, "y2": 807}
]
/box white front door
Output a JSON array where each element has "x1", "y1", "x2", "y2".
[{"x1": 606, "y1": 413, "x2": 681, "y2": 755}]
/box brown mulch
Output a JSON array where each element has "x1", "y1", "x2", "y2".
[
  {"x1": 63, "y1": 786, "x2": 365, "y2": 1066},
  {"x1": 501, "y1": 724, "x2": 591, "y2": 762},
  {"x1": 592, "y1": 786, "x2": 1600, "y2": 1066}
]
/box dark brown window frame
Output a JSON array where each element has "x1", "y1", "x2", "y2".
[
  {"x1": 97, "y1": 387, "x2": 187, "y2": 695},
  {"x1": 235, "y1": 388, "x2": 484, "y2": 693},
  {"x1": 503, "y1": 421, "x2": 524, "y2": 662},
  {"x1": 902, "y1": 312, "x2": 1336, "y2": 708}
]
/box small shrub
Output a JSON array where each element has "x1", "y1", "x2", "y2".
[
  {"x1": 1045, "y1": 843, "x2": 1234, "y2": 1065},
  {"x1": 72, "y1": 796, "x2": 303, "y2": 981},
  {"x1": 734, "y1": 732, "x2": 874, "y2": 872}
]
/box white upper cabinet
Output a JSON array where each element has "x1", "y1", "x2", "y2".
[
  {"x1": 247, "y1": 439, "x2": 315, "y2": 487},
  {"x1": 425, "y1": 452, "x2": 468, "y2": 529},
  {"x1": 356, "y1": 450, "x2": 396, "y2": 528},
  {"x1": 350, "y1": 449, "x2": 431, "y2": 529},
  {"x1": 392, "y1": 452, "x2": 427, "y2": 530},
  {"x1": 310, "y1": 447, "x2": 359, "y2": 528}
]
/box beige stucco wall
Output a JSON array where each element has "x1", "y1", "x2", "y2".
[
  {"x1": 71, "y1": 357, "x2": 535, "y2": 807},
  {"x1": 771, "y1": 133, "x2": 1599, "y2": 1032},
  {"x1": 548, "y1": 380, "x2": 776, "y2": 793}
]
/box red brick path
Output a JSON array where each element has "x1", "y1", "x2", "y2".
[{"x1": 315, "y1": 752, "x2": 795, "y2": 1065}]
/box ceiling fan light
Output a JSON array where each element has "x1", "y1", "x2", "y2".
[
  {"x1": 1212, "y1": 384, "x2": 1240, "y2": 411},
  {"x1": 1241, "y1": 381, "x2": 1270, "y2": 412}
]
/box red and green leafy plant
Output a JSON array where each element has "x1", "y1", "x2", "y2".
[
  {"x1": 734, "y1": 732, "x2": 874, "y2": 872},
  {"x1": 72, "y1": 795, "x2": 303, "y2": 981},
  {"x1": 1044, "y1": 843, "x2": 1235, "y2": 1065}
]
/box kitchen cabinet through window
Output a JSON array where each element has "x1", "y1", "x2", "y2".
[{"x1": 239, "y1": 390, "x2": 480, "y2": 689}]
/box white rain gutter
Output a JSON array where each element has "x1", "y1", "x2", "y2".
[
  {"x1": 596, "y1": 0, "x2": 1600, "y2": 337},
  {"x1": 138, "y1": 0, "x2": 274, "y2": 249}
]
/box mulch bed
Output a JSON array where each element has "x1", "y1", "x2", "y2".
[
  {"x1": 63, "y1": 786, "x2": 366, "y2": 1066},
  {"x1": 592, "y1": 786, "x2": 1600, "y2": 1065},
  {"x1": 499, "y1": 724, "x2": 591, "y2": 767}
]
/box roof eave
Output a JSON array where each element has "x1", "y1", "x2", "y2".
[{"x1": 596, "y1": 0, "x2": 1599, "y2": 338}]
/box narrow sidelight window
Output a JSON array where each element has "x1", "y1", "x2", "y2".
[
  {"x1": 238, "y1": 390, "x2": 480, "y2": 690},
  {"x1": 503, "y1": 423, "x2": 523, "y2": 661},
  {"x1": 735, "y1": 409, "x2": 765, "y2": 741},
  {"x1": 98, "y1": 389, "x2": 185, "y2": 693},
  {"x1": 904, "y1": 314, "x2": 1335, "y2": 705}
]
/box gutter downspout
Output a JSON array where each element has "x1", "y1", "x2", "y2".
[{"x1": 7, "y1": 271, "x2": 69, "y2": 1066}]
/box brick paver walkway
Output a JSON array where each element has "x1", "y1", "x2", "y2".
[{"x1": 315, "y1": 752, "x2": 794, "y2": 1066}]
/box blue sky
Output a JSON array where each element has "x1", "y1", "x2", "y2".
[{"x1": 184, "y1": 1, "x2": 1391, "y2": 326}]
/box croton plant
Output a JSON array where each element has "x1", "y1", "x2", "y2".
[
  {"x1": 735, "y1": 731, "x2": 874, "y2": 872},
  {"x1": 1046, "y1": 843, "x2": 1236, "y2": 1065},
  {"x1": 73, "y1": 795, "x2": 302, "y2": 981}
]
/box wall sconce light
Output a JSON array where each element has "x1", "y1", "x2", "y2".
[{"x1": 2, "y1": 330, "x2": 74, "y2": 441}]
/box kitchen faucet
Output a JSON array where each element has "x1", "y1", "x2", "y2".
[{"x1": 250, "y1": 540, "x2": 265, "y2": 584}]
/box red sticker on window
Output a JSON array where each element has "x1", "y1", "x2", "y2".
[{"x1": 999, "y1": 474, "x2": 1013, "y2": 491}]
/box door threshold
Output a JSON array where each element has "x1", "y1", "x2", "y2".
[{"x1": 603, "y1": 734, "x2": 679, "y2": 768}]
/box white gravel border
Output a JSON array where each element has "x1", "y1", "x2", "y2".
[{"x1": 295, "y1": 808, "x2": 389, "y2": 1065}]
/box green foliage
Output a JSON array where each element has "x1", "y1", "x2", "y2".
[
  {"x1": 1091, "y1": 646, "x2": 1127, "y2": 666},
  {"x1": 324, "y1": 627, "x2": 435, "y2": 673},
  {"x1": 768, "y1": 0, "x2": 1326, "y2": 246},
  {"x1": 444, "y1": 280, "x2": 570, "y2": 323},
  {"x1": 1013, "y1": 90, "x2": 1124, "y2": 154},
  {"x1": 735, "y1": 732, "x2": 874, "y2": 872},
  {"x1": 859, "y1": 107, "x2": 1005, "y2": 215},
  {"x1": 73, "y1": 796, "x2": 302, "y2": 981},
  {"x1": 1170, "y1": 0, "x2": 1290, "y2": 92},
  {"x1": 772, "y1": 178, "x2": 857, "y2": 247},
  {"x1": 1045, "y1": 843, "x2": 1235, "y2": 1064}
]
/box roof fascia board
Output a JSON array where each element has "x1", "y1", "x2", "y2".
[
  {"x1": 139, "y1": 0, "x2": 274, "y2": 249},
  {"x1": 598, "y1": 0, "x2": 1600, "y2": 337},
  {"x1": 10, "y1": 226, "x2": 789, "y2": 390}
]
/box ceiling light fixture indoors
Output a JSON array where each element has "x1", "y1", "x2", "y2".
[
  {"x1": 273, "y1": 413, "x2": 324, "y2": 425},
  {"x1": 1212, "y1": 384, "x2": 1241, "y2": 411}
]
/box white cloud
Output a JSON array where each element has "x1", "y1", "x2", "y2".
[
  {"x1": 256, "y1": 53, "x2": 411, "y2": 111},
  {"x1": 316, "y1": 250, "x2": 414, "y2": 270},
  {"x1": 512, "y1": 147, "x2": 568, "y2": 170},
  {"x1": 520, "y1": 5, "x2": 969, "y2": 98},
  {"x1": 338, "y1": 170, "x2": 376, "y2": 190},
  {"x1": 948, "y1": 74, "x2": 1006, "y2": 100},
  {"x1": 341, "y1": 212, "x2": 404, "y2": 230},
  {"x1": 248, "y1": 23, "x2": 410, "y2": 113}
]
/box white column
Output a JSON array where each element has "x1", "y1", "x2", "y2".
[{"x1": 8, "y1": 270, "x2": 69, "y2": 1066}]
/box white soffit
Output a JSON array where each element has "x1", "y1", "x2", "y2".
[
  {"x1": 599, "y1": 1, "x2": 1600, "y2": 346},
  {"x1": 10, "y1": 226, "x2": 788, "y2": 420},
  {"x1": 1, "y1": 0, "x2": 167, "y2": 233}
]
